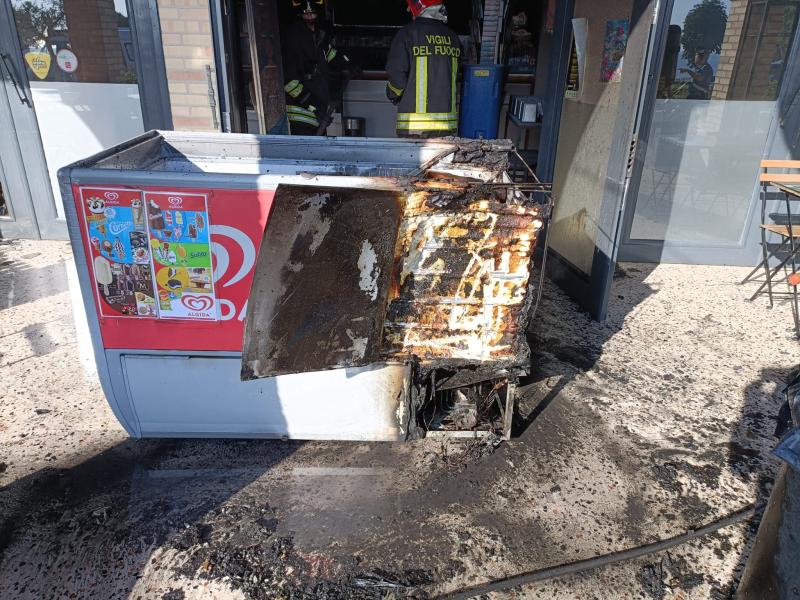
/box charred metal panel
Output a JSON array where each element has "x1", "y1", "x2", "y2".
[
  {"x1": 383, "y1": 188, "x2": 545, "y2": 367},
  {"x1": 241, "y1": 186, "x2": 404, "y2": 379}
]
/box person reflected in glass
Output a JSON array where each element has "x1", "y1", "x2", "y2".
[{"x1": 679, "y1": 48, "x2": 713, "y2": 100}]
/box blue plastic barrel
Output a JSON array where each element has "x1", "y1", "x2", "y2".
[{"x1": 459, "y1": 64, "x2": 505, "y2": 139}]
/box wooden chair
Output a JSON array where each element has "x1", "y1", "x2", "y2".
[{"x1": 744, "y1": 159, "x2": 800, "y2": 333}]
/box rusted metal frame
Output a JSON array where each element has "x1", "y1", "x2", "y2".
[
  {"x1": 530, "y1": 190, "x2": 555, "y2": 324},
  {"x1": 421, "y1": 378, "x2": 516, "y2": 439},
  {"x1": 234, "y1": 139, "x2": 551, "y2": 440},
  {"x1": 394, "y1": 180, "x2": 551, "y2": 440},
  {"x1": 502, "y1": 382, "x2": 516, "y2": 440},
  {"x1": 408, "y1": 148, "x2": 458, "y2": 179},
  {"x1": 513, "y1": 148, "x2": 542, "y2": 184}
]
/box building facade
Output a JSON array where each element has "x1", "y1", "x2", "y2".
[{"x1": 1, "y1": 0, "x2": 799, "y2": 315}]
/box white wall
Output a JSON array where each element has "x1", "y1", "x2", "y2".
[{"x1": 30, "y1": 82, "x2": 144, "y2": 219}]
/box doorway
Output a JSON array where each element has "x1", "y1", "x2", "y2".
[
  {"x1": 0, "y1": 0, "x2": 61, "y2": 239},
  {"x1": 214, "y1": 0, "x2": 482, "y2": 137},
  {"x1": 0, "y1": 0, "x2": 159, "y2": 240}
]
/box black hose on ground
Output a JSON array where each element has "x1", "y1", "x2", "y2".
[{"x1": 435, "y1": 504, "x2": 759, "y2": 599}]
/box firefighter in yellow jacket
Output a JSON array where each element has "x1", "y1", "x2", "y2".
[
  {"x1": 385, "y1": 0, "x2": 462, "y2": 138},
  {"x1": 282, "y1": 0, "x2": 352, "y2": 135}
]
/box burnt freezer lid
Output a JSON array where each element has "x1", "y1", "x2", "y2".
[
  {"x1": 57, "y1": 130, "x2": 516, "y2": 184},
  {"x1": 241, "y1": 179, "x2": 549, "y2": 380}
]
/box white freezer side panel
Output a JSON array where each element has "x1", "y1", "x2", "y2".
[{"x1": 121, "y1": 356, "x2": 410, "y2": 441}]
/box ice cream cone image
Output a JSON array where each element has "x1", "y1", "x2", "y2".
[{"x1": 131, "y1": 198, "x2": 144, "y2": 228}]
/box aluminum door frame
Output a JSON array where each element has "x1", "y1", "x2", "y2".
[
  {"x1": 0, "y1": 0, "x2": 63, "y2": 239},
  {"x1": 543, "y1": 0, "x2": 666, "y2": 320},
  {"x1": 128, "y1": 0, "x2": 173, "y2": 131},
  {"x1": 0, "y1": 80, "x2": 39, "y2": 239}
]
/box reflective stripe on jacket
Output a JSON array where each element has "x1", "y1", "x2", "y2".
[
  {"x1": 286, "y1": 104, "x2": 319, "y2": 128},
  {"x1": 282, "y1": 19, "x2": 349, "y2": 133},
  {"x1": 386, "y1": 17, "x2": 462, "y2": 136}
]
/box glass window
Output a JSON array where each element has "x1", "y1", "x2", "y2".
[
  {"x1": 629, "y1": 0, "x2": 800, "y2": 245},
  {"x1": 9, "y1": 0, "x2": 145, "y2": 220},
  {"x1": 729, "y1": 1, "x2": 799, "y2": 100},
  {"x1": 11, "y1": 0, "x2": 137, "y2": 84}
]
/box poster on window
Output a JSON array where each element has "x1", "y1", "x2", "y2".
[
  {"x1": 566, "y1": 17, "x2": 588, "y2": 99},
  {"x1": 81, "y1": 187, "x2": 158, "y2": 318},
  {"x1": 144, "y1": 192, "x2": 218, "y2": 321},
  {"x1": 601, "y1": 18, "x2": 629, "y2": 82},
  {"x1": 566, "y1": 37, "x2": 580, "y2": 98}
]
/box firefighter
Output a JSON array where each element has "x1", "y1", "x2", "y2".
[
  {"x1": 385, "y1": 0, "x2": 462, "y2": 138},
  {"x1": 282, "y1": 0, "x2": 353, "y2": 135}
]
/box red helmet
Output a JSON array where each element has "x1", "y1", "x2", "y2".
[{"x1": 406, "y1": 0, "x2": 443, "y2": 18}]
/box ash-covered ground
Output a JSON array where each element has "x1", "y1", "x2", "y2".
[{"x1": 1, "y1": 239, "x2": 796, "y2": 599}]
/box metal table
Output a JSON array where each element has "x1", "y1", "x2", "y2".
[{"x1": 770, "y1": 182, "x2": 800, "y2": 333}]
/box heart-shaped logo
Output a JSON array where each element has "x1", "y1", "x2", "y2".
[
  {"x1": 181, "y1": 294, "x2": 214, "y2": 312},
  {"x1": 168, "y1": 196, "x2": 183, "y2": 206},
  {"x1": 104, "y1": 192, "x2": 119, "y2": 201}
]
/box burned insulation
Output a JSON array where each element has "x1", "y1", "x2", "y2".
[{"x1": 241, "y1": 178, "x2": 547, "y2": 381}]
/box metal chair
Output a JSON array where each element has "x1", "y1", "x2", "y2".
[{"x1": 743, "y1": 159, "x2": 800, "y2": 333}]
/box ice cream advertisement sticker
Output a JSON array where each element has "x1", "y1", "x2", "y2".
[
  {"x1": 144, "y1": 192, "x2": 218, "y2": 321},
  {"x1": 80, "y1": 187, "x2": 157, "y2": 319},
  {"x1": 56, "y1": 49, "x2": 78, "y2": 74}
]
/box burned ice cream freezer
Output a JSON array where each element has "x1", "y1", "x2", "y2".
[{"x1": 58, "y1": 131, "x2": 550, "y2": 441}]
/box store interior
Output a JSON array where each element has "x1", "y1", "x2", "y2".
[{"x1": 217, "y1": 0, "x2": 550, "y2": 157}]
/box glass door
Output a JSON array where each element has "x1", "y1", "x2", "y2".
[
  {"x1": 544, "y1": 0, "x2": 663, "y2": 319},
  {"x1": 0, "y1": 116, "x2": 39, "y2": 239},
  {"x1": 620, "y1": 0, "x2": 800, "y2": 264},
  {"x1": 0, "y1": 0, "x2": 58, "y2": 239},
  {"x1": 1, "y1": 0, "x2": 148, "y2": 240}
]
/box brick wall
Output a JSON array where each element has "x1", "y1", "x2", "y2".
[
  {"x1": 63, "y1": 0, "x2": 127, "y2": 83},
  {"x1": 157, "y1": 0, "x2": 220, "y2": 131},
  {"x1": 711, "y1": 0, "x2": 747, "y2": 99},
  {"x1": 714, "y1": 0, "x2": 800, "y2": 100}
]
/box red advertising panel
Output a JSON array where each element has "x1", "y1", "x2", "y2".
[{"x1": 74, "y1": 185, "x2": 275, "y2": 352}]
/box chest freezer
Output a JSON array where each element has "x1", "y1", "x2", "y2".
[{"x1": 59, "y1": 131, "x2": 549, "y2": 441}]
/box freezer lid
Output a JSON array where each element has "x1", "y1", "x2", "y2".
[{"x1": 241, "y1": 185, "x2": 405, "y2": 379}]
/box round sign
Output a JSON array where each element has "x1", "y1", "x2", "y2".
[{"x1": 56, "y1": 49, "x2": 78, "y2": 74}]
